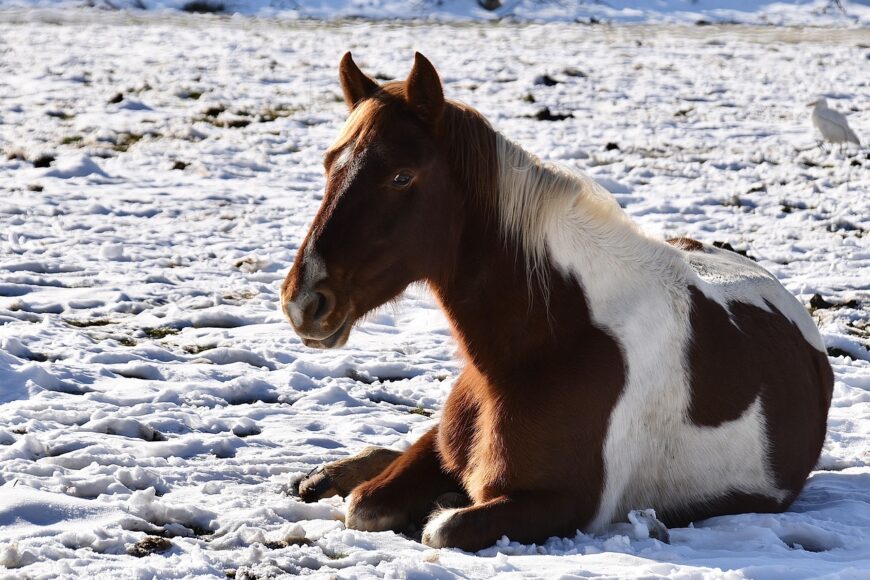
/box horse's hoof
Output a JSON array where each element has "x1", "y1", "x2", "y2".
[
  {"x1": 295, "y1": 446, "x2": 402, "y2": 503},
  {"x1": 296, "y1": 466, "x2": 339, "y2": 502}
]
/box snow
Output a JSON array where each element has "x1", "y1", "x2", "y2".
[
  {"x1": 0, "y1": 8, "x2": 869, "y2": 580},
  {"x1": 42, "y1": 154, "x2": 110, "y2": 180},
  {"x1": 2, "y1": 0, "x2": 870, "y2": 26}
]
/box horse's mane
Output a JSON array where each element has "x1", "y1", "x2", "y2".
[
  {"x1": 440, "y1": 101, "x2": 645, "y2": 289},
  {"x1": 437, "y1": 99, "x2": 640, "y2": 276}
]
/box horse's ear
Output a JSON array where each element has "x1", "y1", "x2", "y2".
[
  {"x1": 339, "y1": 52, "x2": 379, "y2": 110},
  {"x1": 406, "y1": 52, "x2": 444, "y2": 122}
]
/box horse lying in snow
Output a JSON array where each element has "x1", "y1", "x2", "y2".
[{"x1": 280, "y1": 52, "x2": 834, "y2": 551}]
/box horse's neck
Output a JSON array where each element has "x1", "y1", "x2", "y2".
[
  {"x1": 430, "y1": 134, "x2": 679, "y2": 382},
  {"x1": 429, "y1": 208, "x2": 582, "y2": 381}
]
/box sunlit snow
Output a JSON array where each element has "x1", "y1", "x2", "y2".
[{"x1": 0, "y1": 8, "x2": 868, "y2": 579}]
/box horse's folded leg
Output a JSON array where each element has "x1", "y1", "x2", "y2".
[
  {"x1": 422, "y1": 491, "x2": 586, "y2": 552},
  {"x1": 294, "y1": 466, "x2": 334, "y2": 502},
  {"x1": 295, "y1": 446, "x2": 402, "y2": 502},
  {"x1": 346, "y1": 429, "x2": 462, "y2": 533}
]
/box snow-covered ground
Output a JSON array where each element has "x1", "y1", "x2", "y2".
[
  {"x1": 0, "y1": 10, "x2": 869, "y2": 579},
  {"x1": 2, "y1": 0, "x2": 870, "y2": 26}
]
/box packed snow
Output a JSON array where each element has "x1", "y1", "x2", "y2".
[{"x1": 1, "y1": 9, "x2": 869, "y2": 579}]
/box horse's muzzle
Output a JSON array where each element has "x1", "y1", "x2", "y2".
[
  {"x1": 282, "y1": 284, "x2": 352, "y2": 349},
  {"x1": 299, "y1": 316, "x2": 351, "y2": 349}
]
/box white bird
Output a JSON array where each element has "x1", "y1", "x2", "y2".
[{"x1": 810, "y1": 98, "x2": 861, "y2": 148}]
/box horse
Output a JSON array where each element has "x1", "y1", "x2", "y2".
[{"x1": 280, "y1": 52, "x2": 834, "y2": 552}]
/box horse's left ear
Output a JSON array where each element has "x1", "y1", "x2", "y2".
[
  {"x1": 339, "y1": 52, "x2": 379, "y2": 111},
  {"x1": 407, "y1": 52, "x2": 445, "y2": 122}
]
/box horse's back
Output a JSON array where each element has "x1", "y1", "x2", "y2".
[{"x1": 682, "y1": 243, "x2": 825, "y2": 352}]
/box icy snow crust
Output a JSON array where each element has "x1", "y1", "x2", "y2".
[{"x1": 1, "y1": 12, "x2": 869, "y2": 579}]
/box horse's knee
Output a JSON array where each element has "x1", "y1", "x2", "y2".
[
  {"x1": 344, "y1": 466, "x2": 467, "y2": 534},
  {"x1": 345, "y1": 480, "x2": 410, "y2": 533}
]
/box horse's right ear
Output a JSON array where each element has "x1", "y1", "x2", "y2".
[
  {"x1": 339, "y1": 52, "x2": 379, "y2": 111},
  {"x1": 406, "y1": 52, "x2": 444, "y2": 122}
]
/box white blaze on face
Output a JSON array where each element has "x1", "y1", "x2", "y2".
[
  {"x1": 332, "y1": 143, "x2": 354, "y2": 172},
  {"x1": 282, "y1": 138, "x2": 368, "y2": 326},
  {"x1": 327, "y1": 139, "x2": 370, "y2": 205},
  {"x1": 301, "y1": 245, "x2": 327, "y2": 287}
]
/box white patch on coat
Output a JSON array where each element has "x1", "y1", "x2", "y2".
[
  {"x1": 493, "y1": 134, "x2": 808, "y2": 530},
  {"x1": 495, "y1": 134, "x2": 582, "y2": 290}
]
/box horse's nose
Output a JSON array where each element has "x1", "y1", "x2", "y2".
[{"x1": 286, "y1": 287, "x2": 336, "y2": 329}]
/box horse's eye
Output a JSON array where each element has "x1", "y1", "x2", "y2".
[{"x1": 392, "y1": 173, "x2": 412, "y2": 187}]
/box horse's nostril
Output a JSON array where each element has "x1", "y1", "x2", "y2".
[
  {"x1": 313, "y1": 292, "x2": 328, "y2": 320},
  {"x1": 311, "y1": 289, "x2": 335, "y2": 322}
]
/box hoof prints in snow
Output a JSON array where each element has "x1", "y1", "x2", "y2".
[{"x1": 0, "y1": 14, "x2": 869, "y2": 580}]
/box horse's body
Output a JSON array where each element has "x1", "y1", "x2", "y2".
[{"x1": 282, "y1": 53, "x2": 834, "y2": 551}]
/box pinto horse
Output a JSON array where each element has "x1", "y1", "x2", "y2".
[{"x1": 281, "y1": 52, "x2": 834, "y2": 551}]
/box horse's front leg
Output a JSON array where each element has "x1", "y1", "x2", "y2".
[
  {"x1": 296, "y1": 446, "x2": 402, "y2": 502},
  {"x1": 422, "y1": 491, "x2": 584, "y2": 552},
  {"x1": 346, "y1": 427, "x2": 465, "y2": 534}
]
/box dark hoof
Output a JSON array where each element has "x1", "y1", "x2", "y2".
[
  {"x1": 293, "y1": 447, "x2": 403, "y2": 503},
  {"x1": 296, "y1": 466, "x2": 339, "y2": 502}
]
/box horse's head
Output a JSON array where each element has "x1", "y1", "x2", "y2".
[{"x1": 281, "y1": 52, "x2": 465, "y2": 349}]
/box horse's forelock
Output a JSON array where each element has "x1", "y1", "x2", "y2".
[{"x1": 327, "y1": 99, "x2": 385, "y2": 164}]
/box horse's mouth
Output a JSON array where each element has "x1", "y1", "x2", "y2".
[{"x1": 300, "y1": 317, "x2": 352, "y2": 349}]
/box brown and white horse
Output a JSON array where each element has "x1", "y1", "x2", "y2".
[{"x1": 281, "y1": 52, "x2": 834, "y2": 551}]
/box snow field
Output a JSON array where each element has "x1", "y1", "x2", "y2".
[{"x1": 0, "y1": 11, "x2": 869, "y2": 579}]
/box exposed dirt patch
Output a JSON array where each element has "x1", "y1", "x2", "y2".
[{"x1": 127, "y1": 536, "x2": 173, "y2": 557}]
